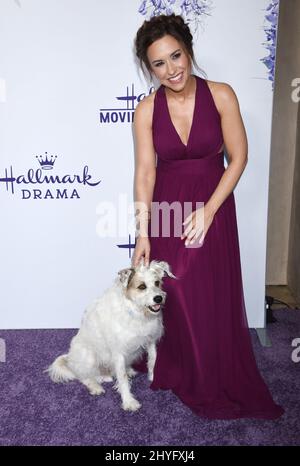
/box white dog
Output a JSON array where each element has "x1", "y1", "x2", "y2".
[{"x1": 46, "y1": 259, "x2": 176, "y2": 411}]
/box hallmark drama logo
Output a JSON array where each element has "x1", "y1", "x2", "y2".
[
  {"x1": 0, "y1": 152, "x2": 101, "y2": 199},
  {"x1": 99, "y1": 82, "x2": 154, "y2": 123}
]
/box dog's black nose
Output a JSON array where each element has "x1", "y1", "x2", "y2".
[{"x1": 153, "y1": 295, "x2": 163, "y2": 303}]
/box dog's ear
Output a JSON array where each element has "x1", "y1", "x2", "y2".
[
  {"x1": 150, "y1": 260, "x2": 177, "y2": 279},
  {"x1": 118, "y1": 267, "x2": 135, "y2": 288}
]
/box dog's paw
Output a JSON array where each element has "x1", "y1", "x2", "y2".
[
  {"x1": 127, "y1": 367, "x2": 138, "y2": 378},
  {"x1": 83, "y1": 379, "x2": 106, "y2": 396},
  {"x1": 122, "y1": 398, "x2": 141, "y2": 412},
  {"x1": 148, "y1": 371, "x2": 154, "y2": 382},
  {"x1": 97, "y1": 375, "x2": 113, "y2": 383},
  {"x1": 89, "y1": 385, "x2": 105, "y2": 396}
]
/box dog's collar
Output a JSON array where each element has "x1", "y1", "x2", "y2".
[
  {"x1": 125, "y1": 305, "x2": 149, "y2": 319},
  {"x1": 123, "y1": 301, "x2": 139, "y2": 317},
  {"x1": 125, "y1": 306, "x2": 135, "y2": 316}
]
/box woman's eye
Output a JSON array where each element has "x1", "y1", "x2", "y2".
[
  {"x1": 155, "y1": 53, "x2": 180, "y2": 67},
  {"x1": 138, "y1": 284, "x2": 146, "y2": 290}
]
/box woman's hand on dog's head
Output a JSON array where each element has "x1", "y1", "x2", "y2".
[{"x1": 132, "y1": 237, "x2": 150, "y2": 268}]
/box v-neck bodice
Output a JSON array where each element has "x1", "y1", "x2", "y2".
[
  {"x1": 163, "y1": 74, "x2": 198, "y2": 149},
  {"x1": 152, "y1": 74, "x2": 224, "y2": 161}
]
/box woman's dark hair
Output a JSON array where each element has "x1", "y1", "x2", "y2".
[{"x1": 134, "y1": 13, "x2": 206, "y2": 81}]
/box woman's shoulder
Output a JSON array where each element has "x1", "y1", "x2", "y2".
[
  {"x1": 206, "y1": 79, "x2": 237, "y2": 100},
  {"x1": 134, "y1": 88, "x2": 158, "y2": 127},
  {"x1": 204, "y1": 79, "x2": 239, "y2": 113},
  {"x1": 136, "y1": 87, "x2": 158, "y2": 110}
]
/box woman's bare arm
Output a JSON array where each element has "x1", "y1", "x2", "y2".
[
  {"x1": 133, "y1": 94, "x2": 157, "y2": 238},
  {"x1": 206, "y1": 82, "x2": 248, "y2": 216}
]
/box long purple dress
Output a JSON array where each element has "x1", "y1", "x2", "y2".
[{"x1": 134, "y1": 74, "x2": 284, "y2": 420}]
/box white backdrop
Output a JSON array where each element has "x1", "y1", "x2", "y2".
[{"x1": 0, "y1": 0, "x2": 279, "y2": 328}]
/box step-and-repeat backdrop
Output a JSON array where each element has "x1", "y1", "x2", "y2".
[{"x1": 0, "y1": 0, "x2": 279, "y2": 328}]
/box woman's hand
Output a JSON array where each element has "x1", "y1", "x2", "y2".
[
  {"x1": 181, "y1": 205, "x2": 215, "y2": 246},
  {"x1": 131, "y1": 237, "x2": 151, "y2": 267}
]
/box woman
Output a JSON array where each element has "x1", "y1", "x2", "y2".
[{"x1": 131, "y1": 13, "x2": 284, "y2": 420}]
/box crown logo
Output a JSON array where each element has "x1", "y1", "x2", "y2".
[{"x1": 36, "y1": 152, "x2": 57, "y2": 170}]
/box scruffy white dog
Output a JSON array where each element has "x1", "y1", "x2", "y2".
[{"x1": 46, "y1": 258, "x2": 176, "y2": 411}]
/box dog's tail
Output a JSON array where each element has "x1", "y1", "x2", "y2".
[{"x1": 45, "y1": 354, "x2": 76, "y2": 383}]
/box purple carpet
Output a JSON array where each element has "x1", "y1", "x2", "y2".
[{"x1": 0, "y1": 308, "x2": 299, "y2": 446}]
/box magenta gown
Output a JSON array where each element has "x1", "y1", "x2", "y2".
[{"x1": 133, "y1": 74, "x2": 284, "y2": 420}]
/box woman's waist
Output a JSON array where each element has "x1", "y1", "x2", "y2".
[{"x1": 156, "y1": 151, "x2": 225, "y2": 175}]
